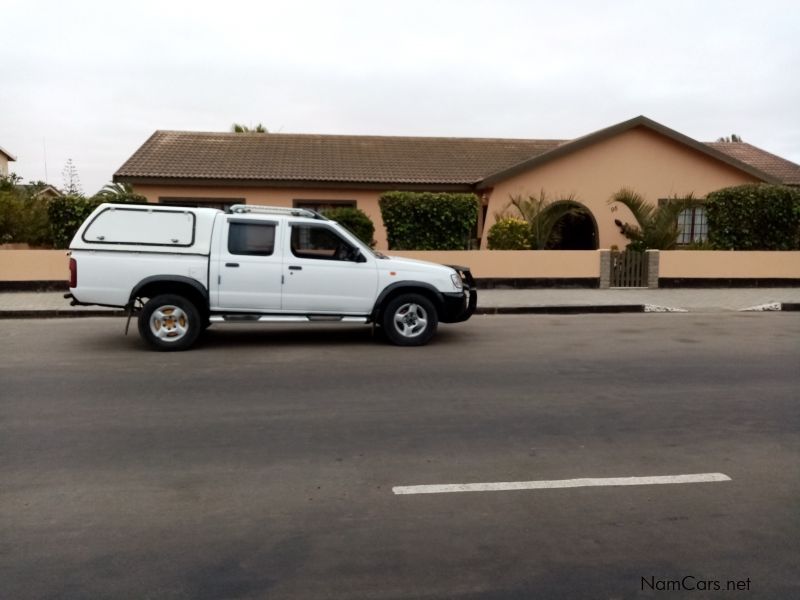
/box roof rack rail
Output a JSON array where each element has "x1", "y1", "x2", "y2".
[{"x1": 228, "y1": 204, "x2": 327, "y2": 220}]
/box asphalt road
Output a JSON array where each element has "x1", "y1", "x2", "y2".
[{"x1": 1, "y1": 314, "x2": 798, "y2": 599}]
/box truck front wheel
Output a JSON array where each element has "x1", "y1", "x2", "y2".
[
  {"x1": 138, "y1": 294, "x2": 201, "y2": 351},
  {"x1": 382, "y1": 293, "x2": 438, "y2": 346}
]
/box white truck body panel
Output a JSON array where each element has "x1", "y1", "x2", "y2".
[{"x1": 71, "y1": 251, "x2": 208, "y2": 307}]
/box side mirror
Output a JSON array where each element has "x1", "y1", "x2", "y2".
[{"x1": 354, "y1": 250, "x2": 367, "y2": 263}]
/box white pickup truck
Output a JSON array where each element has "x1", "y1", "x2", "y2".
[{"x1": 67, "y1": 203, "x2": 476, "y2": 351}]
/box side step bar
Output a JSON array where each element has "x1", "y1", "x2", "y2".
[{"x1": 210, "y1": 315, "x2": 368, "y2": 324}]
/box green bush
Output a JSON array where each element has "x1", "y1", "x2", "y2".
[
  {"x1": 321, "y1": 206, "x2": 375, "y2": 247},
  {"x1": 706, "y1": 184, "x2": 800, "y2": 250},
  {"x1": 0, "y1": 176, "x2": 54, "y2": 246},
  {"x1": 0, "y1": 190, "x2": 24, "y2": 244},
  {"x1": 47, "y1": 195, "x2": 103, "y2": 249},
  {"x1": 378, "y1": 191, "x2": 479, "y2": 250},
  {"x1": 487, "y1": 217, "x2": 531, "y2": 249}
]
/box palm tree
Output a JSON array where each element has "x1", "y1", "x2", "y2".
[
  {"x1": 608, "y1": 188, "x2": 700, "y2": 251},
  {"x1": 95, "y1": 182, "x2": 147, "y2": 203},
  {"x1": 505, "y1": 190, "x2": 581, "y2": 249},
  {"x1": 231, "y1": 123, "x2": 268, "y2": 133}
]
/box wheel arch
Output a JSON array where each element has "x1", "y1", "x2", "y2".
[
  {"x1": 130, "y1": 276, "x2": 209, "y2": 315},
  {"x1": 371, "y1": 282, "x2": 443, "y2": 322}
]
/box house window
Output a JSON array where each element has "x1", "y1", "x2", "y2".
[
  {"x1": 228, "y1": 222, "x2": 276, "y2": 256},
  {"x1": 159, "y1": 197, "x2": 242, "y2": 211},
  {"x1": 678, "y1": 207, "x2": 708, "y2": 244},
  {"x1": 293, "y1": 199, "x2": 356, "y2": 213}
]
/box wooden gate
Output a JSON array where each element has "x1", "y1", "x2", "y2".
[{"x1": 610, "y1": 250, "x2": 648, "y2": 287}]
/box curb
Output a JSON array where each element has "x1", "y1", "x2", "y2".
[
  {"x1": 0, "y1": 310, "x2": 126, "y2": 319},
  {"x1": 474, "y1": 305, "x2": 644, "y2": 315}
]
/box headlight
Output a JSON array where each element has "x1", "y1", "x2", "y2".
[{"x1": 450, "y1": 272, "x2": 463, "y2": 290}]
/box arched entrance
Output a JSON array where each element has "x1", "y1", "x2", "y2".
[{"x1": 545, "y1": 202, "x2": 598, "y2": 250}]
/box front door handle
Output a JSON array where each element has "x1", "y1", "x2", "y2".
[
  {"x1": 288, "y1": 266, "x2": 302, "y2": 271},
  {"x1": 225, "y1": 262, "x2": 239, "y2": 268}
]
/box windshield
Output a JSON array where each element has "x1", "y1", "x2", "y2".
[{"x1": 331, "y1": 221, "x2": 388, "y2": 259}]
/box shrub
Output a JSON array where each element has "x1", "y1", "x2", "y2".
[
  {"x1": 47, "y1": 195, "x2": 102, "y2": 249},
  {"x1": 0, "y1": 176, "x2": 54, "y2": 246},
  {"x1": 706, "y1": 184, "x2": 800, "y2": 250},
  {"x1": 609, "y1": 188, "x2": 701, "y2": 251},
  {"x1": 504, "y1": 191, "x2": 584, "y2": 250},
  {"x1": 0, "y1": 190, "x2": 24, "y2": 244},
  {"x1": 378, "y1": 191, "x2": 479, "y2": 250},
  {"x1": 321, "y1": 206, "x2": 375, "y2": 247},
  {"x1": 487, "y1": 217, "x2": 531, "y2": 249}
]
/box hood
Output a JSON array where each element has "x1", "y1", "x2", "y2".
[{"x1": 379, "y1": 255, "x2": 455, "y2": 274}]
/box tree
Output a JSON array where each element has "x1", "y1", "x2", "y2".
[
  {"x1": 231, "y1": 122, "x2": 268, "y2": 133},
  {"x1": 94, "y1": 182, "x2": 147, "y2": 203},
  {"x1": 61, "y1": 158, "x2": 82, "y2": 195},
  {"x1": 0, "y1": 172, "x2": 22, "y2": 191},
  {"x1": 503, "y1": 189, "x2": 581, "y2": 249},
  {"x1": 0, "y1": 173, "x2": 51, "y2": 246},
  {"x1": 716, "y1": 134, "x2": 743, "y2": 143},
  {"x1": 608, "y1": 188, "x2": 700, "y2": 251}
]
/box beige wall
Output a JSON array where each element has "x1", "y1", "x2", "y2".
[
  {"x1": 3, "y1": 249, "x2": 800, "y2": 282},
  {"x1": 0, "y1": 155, "x2": 8, "y2": 176},
  {"x1": 1, "y1": 249, "x2": 598, "y2": 281},
  {"x1": 135, "y1": 185, "x2": 390, "y2": 249},
  {"x1": 0, "y1": 250, "x2": 70, "y2": 281},
  {"x1": 481, "y1": 126, "x2": 759, "y2": 249},
  {"x1": 660, "y1": 251, "x2": 800, "y2": 278},
  {"x1": 391, "y1": 250, "x2": 599, "y2": 278}
]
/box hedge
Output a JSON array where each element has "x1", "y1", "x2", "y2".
[
  {"x1": 706, "y1": 184, "x2": 800, "y2": 250},
  {"x1": 321, "y1": 206, "x2": 375, "y2": 247},
  {"x1": 378, "y1": 192, "x2": 479, "y2": 250},
  {"x1": 47, "y1": 195, "x2": 104, "y2": 249}
]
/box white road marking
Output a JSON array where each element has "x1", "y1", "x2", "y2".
[
  {"x1": 392, "y1": 473, "x2": 731, "y2": 495},
  {"x1": 740, "y1": 302, "x2": 781, "y2": 312},
  {"x1": 644, "y1": 304, "x2": 688, "y2": 313}
]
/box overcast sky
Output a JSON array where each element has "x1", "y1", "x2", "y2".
[{"x1": 3, "y1": 0, "x2": 799, "y2": 194}]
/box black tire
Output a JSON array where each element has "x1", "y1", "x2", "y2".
[
  {"x1": 138, "y1": 294, "x2": 202, "y2": 351},
  {"x1": 381, "y1": 293, "x2": 438, "y2": 346}
]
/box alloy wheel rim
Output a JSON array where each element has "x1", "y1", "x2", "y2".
[
  {"x1": 393, "y1": 303, "x2": 428, "y2": 338},
  {"x1": 150, "y1": 305, "x2": 189, "y2": 342}
]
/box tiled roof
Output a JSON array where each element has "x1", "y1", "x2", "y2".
[
  {"x1": 706, "y1": 142, "x2": 800, "y2": 185},
  {"x1": 115, "y1": 127, "x2": 800, "y2": 187},
  {"x1": 115, "y1": 131, "x2": 562, "y2": 185}
]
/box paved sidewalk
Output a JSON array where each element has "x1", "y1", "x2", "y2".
[{"x1": 1, "y1": 288, "x2": 799, "y2": 318}]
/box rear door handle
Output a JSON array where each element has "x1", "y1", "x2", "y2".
[
  {"x1": 225, "y1": 262, "x2": 239, "y2": 268},
  {"x1": 288, "y1": 266, "x2": 302, "y2": 271}
]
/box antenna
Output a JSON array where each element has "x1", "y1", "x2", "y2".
[{"x1": 42, "y1": 137, "x2": 49, "y2": 183}]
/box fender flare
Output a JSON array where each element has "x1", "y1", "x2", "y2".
[
  {"x1": 371, "y1": 281, "x2": 444, "y2": 321},
  {"x1": 129, "y1": 275, "x2": 209, "y2": 306}
]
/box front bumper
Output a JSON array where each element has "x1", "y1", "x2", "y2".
[{"x1": 440, "y1": 265, "x2": 477, "y2": 323}]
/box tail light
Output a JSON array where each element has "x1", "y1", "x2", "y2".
[{"x1": 69, "y1": 258, "x2": 77, "y2": 288}]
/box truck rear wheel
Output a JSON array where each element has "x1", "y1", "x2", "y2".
[
  {"x1": 138, "y1": 294, "x2": 201, "y2": 351},
  {"x1": 382, "y1": 293, "x2": 438, "y2": 346}
]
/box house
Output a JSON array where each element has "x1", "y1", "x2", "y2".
[
  {"x1": 0, "y1": 145, "x2": 16, "y2": 177},
  {"x1": 17, "y1": 184, "x2": 62, "y2": 200},
  {"x1": 113, "y1": 116, "x2": 800, "y2": 251}
]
